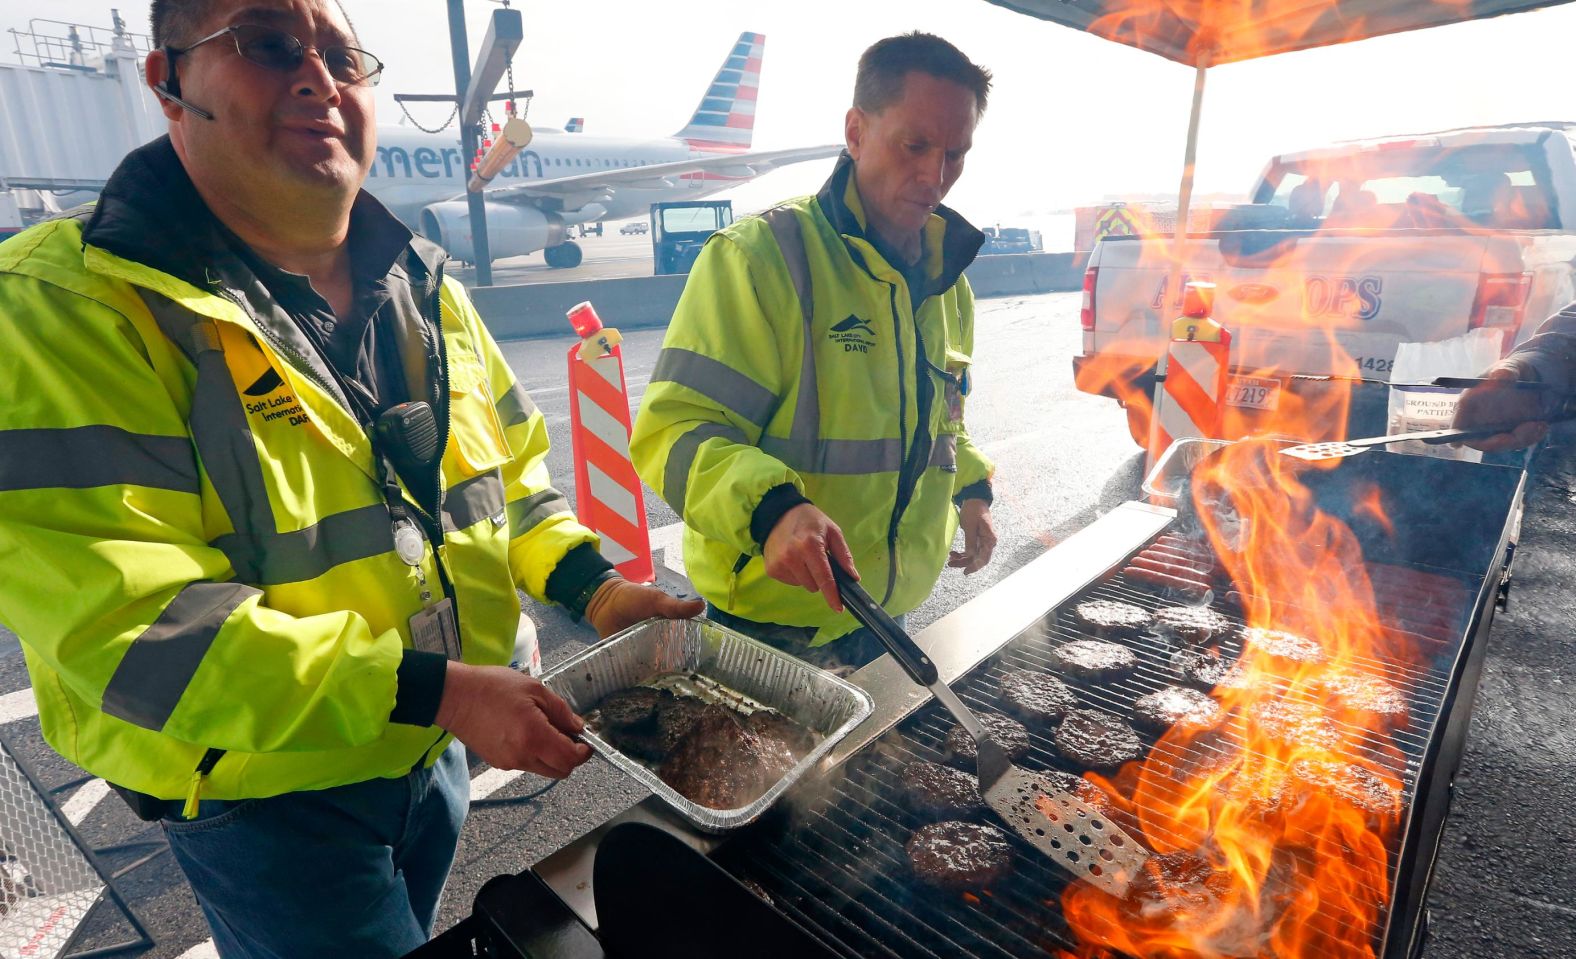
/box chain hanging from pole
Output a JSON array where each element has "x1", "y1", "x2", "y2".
[
  {"x1": 398, "y1": 100, "x2": 458, "y2": 134},
  {"x1": 498, "y1": 0, "x2": 529, "y2": 121}
]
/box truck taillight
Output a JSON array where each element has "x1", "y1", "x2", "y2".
[
  {"x1": 1080, "y1": 267, "x2": 1098, "y2": 332},
  {"x1": 1469, "y1": 272, "x2": 1532, "y2": 334}
]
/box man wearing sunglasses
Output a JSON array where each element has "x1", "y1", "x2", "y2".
[{"x1": 0, "y1": 1, "x2": 701, "y2": 956}]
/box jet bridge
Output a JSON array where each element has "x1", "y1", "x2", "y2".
[{"x1": 0, "y1": 16, "x2": 164, "y2": 200}]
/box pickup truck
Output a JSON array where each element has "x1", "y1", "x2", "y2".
[{"x1": 1072, "y1": 123, "x2": 1576, "y2": 445}]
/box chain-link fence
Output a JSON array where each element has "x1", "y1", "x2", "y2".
[{"x1": 0, "y1": 739, "x2": 148, "y2": 958}]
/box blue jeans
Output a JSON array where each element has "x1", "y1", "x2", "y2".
[{"x1": 161, "y1": 740, "x2": 469, "y2": 959}]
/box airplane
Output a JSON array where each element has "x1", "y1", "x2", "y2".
[{"x1": 369, "y1": 31, "x2": 842, "y2": 268}]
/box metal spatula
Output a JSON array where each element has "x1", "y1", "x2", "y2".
[
  {"x1": 1282, "y1": 380, "x2": 1575, "y2": 461},
  {"x1": 829, "y1": 563, "x2": 1150, "y2": 896},
  {"x1": 1280, "y1": 425, "x2": 1514, "y2": 461}
]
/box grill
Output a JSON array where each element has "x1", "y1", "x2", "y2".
[
  {"x1": 710, "y1": 450, "x2": 1524, "y2": 959},
  {"x1": 482, "y1": 448, "x2": 1528, "y2": 959}
]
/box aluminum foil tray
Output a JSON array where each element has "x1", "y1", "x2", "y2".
[
  {"x1": 541, "y1": 617, "x2": 875, "y2": 834},
  {"x1": 1141, "y1": 436, "x2": 1230, "y2": 507}
]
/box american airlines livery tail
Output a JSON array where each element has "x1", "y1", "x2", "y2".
[
  {"x1": 370, "y1": 31, "x2": 840, "y2": 268},
  {"x1": 674, "y1": 31, "x2": 762, "y2": 151}
]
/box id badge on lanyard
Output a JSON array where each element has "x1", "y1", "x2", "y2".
[
  {"x1": 945, "y1": 365, "x2": 971, "y2": 423},
  {"x1": 393, "y1": 510, "x2": 462, "y2": 661},
  {"x1": 410, "y1": 598, "x2": 461, "y2": 660}
]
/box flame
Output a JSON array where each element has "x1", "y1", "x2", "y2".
[
  {"x1": 1081, "y1": 0, "x2": 1481, "y2": 64},
  {"x1": 1051, "y1": 5, "x2": 1525, "y2": 951},
  {"x1": 1061, "y1": 426, "x2": 1408, "y2": 957},
  {"x1": 1064, "y1": 59, "x2": 1436, "y2": 949},
  {"x1": 1352, "y1": 483, "x2": 1397, "y2": 539}
]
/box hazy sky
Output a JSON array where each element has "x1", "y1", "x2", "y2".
[{"x1": 6, "y1": 0, "x2": 1575, "y2": 221}]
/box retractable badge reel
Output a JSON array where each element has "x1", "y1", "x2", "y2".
[
  {"x1": 376, "y1": 401, "x2": 463, "y2": 659},
  {"x1": 394, "y1": 523, "x2": 426, "y2": 566}
]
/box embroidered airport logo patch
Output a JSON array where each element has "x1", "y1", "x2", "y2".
[{"x1": 829, "y1": 314, "x2": 876, "y2": 353}]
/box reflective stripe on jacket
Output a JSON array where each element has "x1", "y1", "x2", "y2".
[
  {"x1": 630, "y1": 155, "x2": 992, "y2": 644},
  {"x1": 0, "y1": 211, "x2": 595, "y2": 801}
]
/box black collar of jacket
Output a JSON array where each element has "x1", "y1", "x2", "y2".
[
  {"x1": 814, "y1": 150, "x2": 983, "y2": 301},
  {"x1": 81, "y1": 135, "x2": 447, "y2": 301},
  {"x1": 81, "y1": 136, "x2": 449, "y2": 418}
]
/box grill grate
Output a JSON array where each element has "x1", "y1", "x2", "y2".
[{"x1": 717, "y1": 558, "x2": 1475, "y2": 959}]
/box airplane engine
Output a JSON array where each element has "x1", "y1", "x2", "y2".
[{"x1": 417, "y1": 202, "x2": 567, "y2": 263}]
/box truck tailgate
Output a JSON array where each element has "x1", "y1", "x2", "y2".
[{"x1": 1092, "y1": 232, "x2": 1495, "y2": 381}]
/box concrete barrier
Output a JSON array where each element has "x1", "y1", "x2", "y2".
[
  {"x1": 468, "y1": 274, "x2": 690, "y2": 340},
  {"x1": 468, "y1": 252, "x2": 1090, "y2": 340},
  {"x1": 963, "y1": 251, "x2": 1090, "y2": 297}
]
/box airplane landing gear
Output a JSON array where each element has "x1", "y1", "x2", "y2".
[{"x1": 544, "y1": 241, "x2": 583, "y2": 269}]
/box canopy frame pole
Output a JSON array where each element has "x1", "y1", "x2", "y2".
[
  {"x1": 1146, "y1": 53, "x2": 1212, "y2": 471},
  {"x1": 1173, "y1": 55, "x2": 1210, "y2": 290}
]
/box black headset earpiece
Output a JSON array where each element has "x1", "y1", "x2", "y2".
[
  {"x1": 161, "y1": 47, "x2": 183, "y2": 99},
  {"x1": 154, "y1": 47, "x2": 215, "y2": 121}
]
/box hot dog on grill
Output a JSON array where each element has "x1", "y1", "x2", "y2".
[
  {"x1": 1128, "y1": 555, "x2": 1212, "y2": 582},
  {"x1": 1125, "y1": 566, "x2": 1210, "y2": 600}
]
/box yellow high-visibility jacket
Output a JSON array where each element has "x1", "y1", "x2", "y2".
[
  {"x1": 631, "y1": 155, "x2": 993, "y2": 644},
  {"x1": 0, "y1": 154, "x2": 595, "y2": 804}
]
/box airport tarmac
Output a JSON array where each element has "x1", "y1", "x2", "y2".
[{"x1": 448, "y1": 230, "x2": 658, "y2": 285}]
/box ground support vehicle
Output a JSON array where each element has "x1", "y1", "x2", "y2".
[{"x1": 651, "y1": 200, "x2": 734, "y2": 275}]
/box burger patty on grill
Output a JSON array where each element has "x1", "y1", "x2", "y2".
[
  {"x1": 1154, "y1": 605, "x2": 1236, "y2": 644},
  {"x1": 943, "y1": 713, "x2": 1031, "y2": 768},
  {"x1": 906, "y1": 821, "x2": 1013, "y2": 890},
  {"x1": 1249, "y1": 699, "x2": 1344, "y2": 753},
  {"x1": 1241, "y1": 626, "x2": 1325, "y2": 665},
  {"x1": 1054, "y1": 709, "x2": 1145, "y2": 770},
  {"x1": 899, "y1": 760, "x2": 987, "y2": 820},
  {"x1": 1172, "y1": 648, "x2": 1233, "y2": 688},
  {"x1": 1132, "y1": 686, "x2": 1222, "y2": 733},
  {"x1": 1071, "y1": 599, "x2": 1155, "y2": 637},
  {"x1": 1051, "y1": 639, "x2": 1139, "y2": 682},
  {"x1": 1119, "y1": 848, "x2": 1293, "y2": 956},
  {"x1": 1119, "y1": 851, "x2": 1233, "y2": 923},
  {"x1": 1215, "y1": 759, "x2": 1293, "y2": 823},
  {"x1": 1170, "y1": 648, "x2": 1258, "y2": 691},
  {"x1": 1319, "y1": 670, "x2": 1410, "y2": 729},
  {"x1": 1290, "y1": 759, "x2": 1401, "y2": 820},
  {"x1": 1041, "y1": 768, "x2": 1114, "y2": 814},
  {"x1": 998, "y1": 668, "x2": 1077, "y2": 725}
]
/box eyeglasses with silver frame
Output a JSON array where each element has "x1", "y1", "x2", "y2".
[{"x1": 169, "y1": 23, "x2": 383, "y2": 87}]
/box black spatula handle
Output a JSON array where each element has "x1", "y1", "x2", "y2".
[{"x1": 829, "y1": 561, "x2": 939, "y2": 686}]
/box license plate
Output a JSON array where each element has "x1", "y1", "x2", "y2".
[{"x1": 1226, "y1": 375, "x2": 1280, "y2": 411}]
